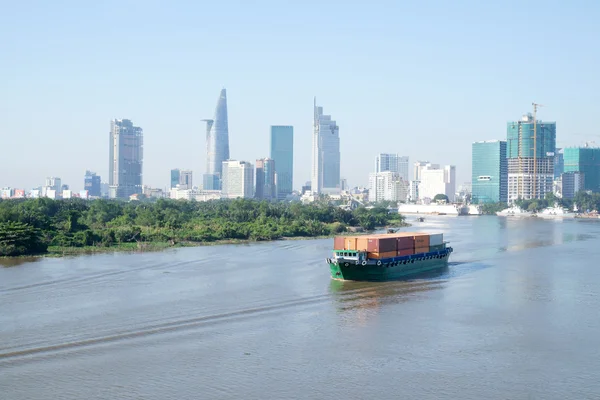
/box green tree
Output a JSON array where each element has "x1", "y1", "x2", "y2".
[
  {"x1": 433, "y1": 194, "x2": 449, "y2": 203},
  {"x1": 0, "y1": 221, "x2": 48, "y2": 256}
]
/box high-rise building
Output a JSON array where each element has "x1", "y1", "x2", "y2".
[
  {"x1": 563, "y1": 146, "x2": 600, "y2": 193},
  {"x1": 84, "y1": 171, "x2": 101, "y2": 197},
  {"x1": 109, "y1": 119, "x2": 143, "y2": 199},
  {"x1": 419, "y1": 165, "x2": 456, "y2": 202},
  {"x1": 554, "y1": 148, "x2": 564, "y2": 179},
  {"x1": 560, "y1": 171, "x2": 584, "y2": 199},
  {"x1": 376, "y1": 154, "x2": 409, "y2": 181},
  {"x1": 203, "y1": 89, "x2": 230, "y2": 190},
  {"x1": 171, "y1": 169, "x2": 193, "y2": 189},
  {"x1": 270, "y1": 125, "x2": 293, "y2": 200},
  {"x1": 368, "y1": 172, "x2": 408, "y2": 203},
  {"x1": 413, "y1": 161, "x2": 438, "y2": 181},
  {"x1": 222, "y1": 160, "x2": 254, "y2": 199},
  {"x1": 471, "y1": 140, "x2": 508, "y2": 204},
  {"x1": 171, "y1": 169, "x2": 180, "y2": 188},
  {"x1": 506, "y1": 113, "x2": 556, "y2": 203},
  {"x1": 311, "y1": 98, "x2": 340, "y2": 194},
  {"x1": 45, "y1": 177, "x2": 62, "y2": 195},
  {"x1": 255, "y1": 158, "x2": 276, "y2": 200}
]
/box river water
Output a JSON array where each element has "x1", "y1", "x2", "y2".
[{"x1": 1, "y1": 216, "x2": 600, "y2": 399}]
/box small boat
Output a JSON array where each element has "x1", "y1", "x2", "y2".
[{"x1": 416, "y1": 217, "x2": 425, "y2": 222}]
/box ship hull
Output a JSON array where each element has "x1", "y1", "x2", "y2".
[{"x1": 328, "y1": 249, "x2": 452, "y2": 282}]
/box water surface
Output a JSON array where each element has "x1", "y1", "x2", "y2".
[{"x1": 2, "y1": 216, "x2": 600, "y2": 399}]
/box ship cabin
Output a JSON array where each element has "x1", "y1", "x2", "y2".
[{"x1": 333, "y1": 250, "x2": 367, "y2": 264}]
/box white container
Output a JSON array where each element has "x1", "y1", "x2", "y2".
[{"x1": 429, "y1": 233, "x2": 444, "y2": 246}]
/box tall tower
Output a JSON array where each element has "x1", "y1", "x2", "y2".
[
  {"x1": 506, "y1": 113, "x2": 556, "y2": 203},
  {"x1": 203, "y1": 88, "x2": 229, "y2": 190},
  {"x1": 311, "y1": 98, "x2": 340, "y2": 194},
  {"x1": 109, "y1": 119, "x2": 143, "y2": 199},
  {"x1": 270, "y1": 125, "x2": 294, "y2": 199}
]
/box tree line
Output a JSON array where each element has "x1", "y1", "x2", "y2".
[{"x1": 0, "y1": 198, "x2": 405, "y2": 256}]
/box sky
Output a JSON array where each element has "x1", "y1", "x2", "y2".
[{"x1": 1, "y1": 0, "x2": 600, "y2": 192}]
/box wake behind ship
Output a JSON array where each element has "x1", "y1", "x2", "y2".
[{"x1": 327, "y1": 231, "x2": 453, "y2": 281}]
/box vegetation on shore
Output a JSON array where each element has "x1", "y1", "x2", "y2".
[{"x1": 0, "y1": 198, "x2": 408, "y2": 257}]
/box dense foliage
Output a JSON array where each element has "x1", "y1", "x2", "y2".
[
  {"x1": 0, "y1": 198, "x2": 406, "y2": 256},
  {"x1": 0, "y1": 221, "x2": 47, "y2": 256},
  {"x1": 479, "y1": 202, "x2": 508, "y2": 215}
]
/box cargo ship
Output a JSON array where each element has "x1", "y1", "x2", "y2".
[{"x1": 326, "y1": 232, "x2": 453, "y2": 281}]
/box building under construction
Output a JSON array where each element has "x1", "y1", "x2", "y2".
[{"x1": 506, "y1": 110, "x2": 556, "y2": 203}]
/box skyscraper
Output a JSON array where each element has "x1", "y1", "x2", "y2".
[
  {"x1": 270, "y1": 125, "x2": 294, "y2": 199},
  {"x1": 84, "y1": 171, "x2": 101, "y2": 197},
  {"x1": 171, "y1": 169, "x2": 193, "y2": 189},
  {"x1": 203, "y1": 89, "x2": 230, "y2": 190},
  {"x1": 109, "y1": 119, "x2": 143, "y2": 199},
  {"x1": 563, "y1": 146, "x2": 600, "y2": 192},
  {"x1": 311, "y1": 98, "x2": 340, "y2": 194},
  {"x1": 376, "y1": 154, "x2": 409, "y2": 181},
  {"x1": 255, "y1": 158, "x2": 276, "y2": 200},
  {"x1": 471, "y1": 140, "x2": 508, "y2": 204},
  {"x1": 222, "y1": 160, "x2": 254, "y2": 199},
  {"x1": 506, "y1": 113, "x2": 556, "y2": 203}
]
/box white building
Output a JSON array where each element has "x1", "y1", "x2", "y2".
[
  {"x1": 376, "y1": 154, "x2": 409, "y2": 181},
  {"x1": 311, "y1": 98, "x2": 340, "y2": 195},
  {"x1": 222, "y1": 160, "x2": 254, "y2": 199},
  {"x1": 413, "y1": 161, "x2": 440, "y2": 182},
  {"x1": 368, "y1": 171, "x2": 408, "y2": 203},
  {"x1": 419, "y1": 165, "x2": 456, "y2": 202},
  {"x1": 409, "y1": 180, "x2": 420, "y2": 202},
  {"x1": 45, "y1": 177, "x2": 62, "y2": 196}
]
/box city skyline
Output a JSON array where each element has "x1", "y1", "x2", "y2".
[{"x1": 2, "y1": 1, "x2": 600, "y2": 191}]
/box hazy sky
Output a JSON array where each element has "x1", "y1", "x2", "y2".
[{"x1": 2, "y1": 0, "x2": 599, "y2": 192}]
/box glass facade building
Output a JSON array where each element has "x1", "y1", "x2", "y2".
[
  {"x1": 376, "y1": 154, "x2": 409, "y2": 182},
  {"x1": 270, "y1": 126, "x2": 293, "y2": 199},
  {"x1": 471, "y1": 140, "x2": 507, "y2": 203},
  {"x1": 255, "y1": 158, "x2": 277, "y2": 200},
  {"x1": 506, "y1": 114, "x2": 556, "y2": 202},
  {"x1": 109, "y1": 119, "x2": 143, "y2": 199},
  {"x1": 84, "y1": 171, "x2": 101, "y2": 197},
  {"x1": 563, "y1": 147, "x2": 600, "y2": 192},
  {"x1": 203, "y1": 88, "x2": 230, "y2": 190},
  {"x1": 311, "y1": 98, "x2": 340, "y2": 194}
]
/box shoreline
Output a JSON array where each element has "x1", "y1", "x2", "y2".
[{"x1": 3, "y1": 223, "x2": 411, "y2": 260}]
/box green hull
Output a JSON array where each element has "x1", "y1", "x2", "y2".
[{"x1": 328, "y1": 249, "x2": 452, "y2": 282}]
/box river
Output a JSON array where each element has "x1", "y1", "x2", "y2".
[{"x1": 1, "y1": 216, "x2": 600, "y2": 399}]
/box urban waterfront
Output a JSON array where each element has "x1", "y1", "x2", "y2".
[{"x1": 1, "y1": 216, "x2": 600, "y2": 399}]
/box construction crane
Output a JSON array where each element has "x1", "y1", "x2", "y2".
[{"x1": 532, "y1": 102, "x2": 544, "y2": 199}]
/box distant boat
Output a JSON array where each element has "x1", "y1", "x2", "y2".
[
  {"x1": 496, "y1": 206, "x2": 532, "y2": 217},
  {"x1": 535, "y1": 205, "x2": 577, "y2": 219}
]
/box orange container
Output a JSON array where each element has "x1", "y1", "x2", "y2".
[
  {"x1": 345, "y1": 237, "x2": 358, "y2": 250},
  {"x1": 368, "y1": 250, "x2": 397, "y2": 259},
  {"x1": 397, "y1": 248, "x2": 414, "y2": 256},
  {"x1": 367, "y1": 237, "x2": 397, "y2": 253},
  {"x1": 413, "y1": 234, "x2": 430, "y2": 247},
  {"x1": 414, "y1": 246, "x2": 429, "y2": 254},
  {"x1": 356, "y1": 237, "x2": 369, "y2": 251},
  {"x1": 334, "y1": 236, "x2": 345, "y2": 250}
]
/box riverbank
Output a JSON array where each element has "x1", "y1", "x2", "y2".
[{"x1": 40, "y1": 221, "x2": 410, "y2": 258}]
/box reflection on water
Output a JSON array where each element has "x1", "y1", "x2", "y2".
[
  {"x1": 0, "y1": 257, "x2": 40, "y2": 268},
  {"x1": 329, "y1": 268, "x2": 449, "y2": 312}
]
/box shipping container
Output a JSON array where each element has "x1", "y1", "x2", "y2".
[
  {"x1": 356, "y1": 237, "x2": 369, "y2": 251},
  {"x1": 367, "y1": 237, "x2": 397, "y2": 253},
  {"x1": 429, "y1": 244, "x2": 445, "y2": 252},
  {"x1": 345, "y1": 237, "x2": 358, "y2": 250},
  {"x1": 334, "y1": 236, "x2": 345, "y2": 250},
  {"x1": 429, "y1": 233, "x2": 443, "y2": 246},
  {"x1": 414, "y1": 246, "x2": 429, "y2": 254},
  {"x1": 413, "y1": 234, "x2": 430, "y2": 248},
  {"x1": 397, "y1": 236, "x2": 415, "y2": 250},
  {"x1": 397, "y1": 248, "x2": 414, "y2": 257},
  {"x1": 368, "y1": 250, "x2": 397, "y2": 259}
]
